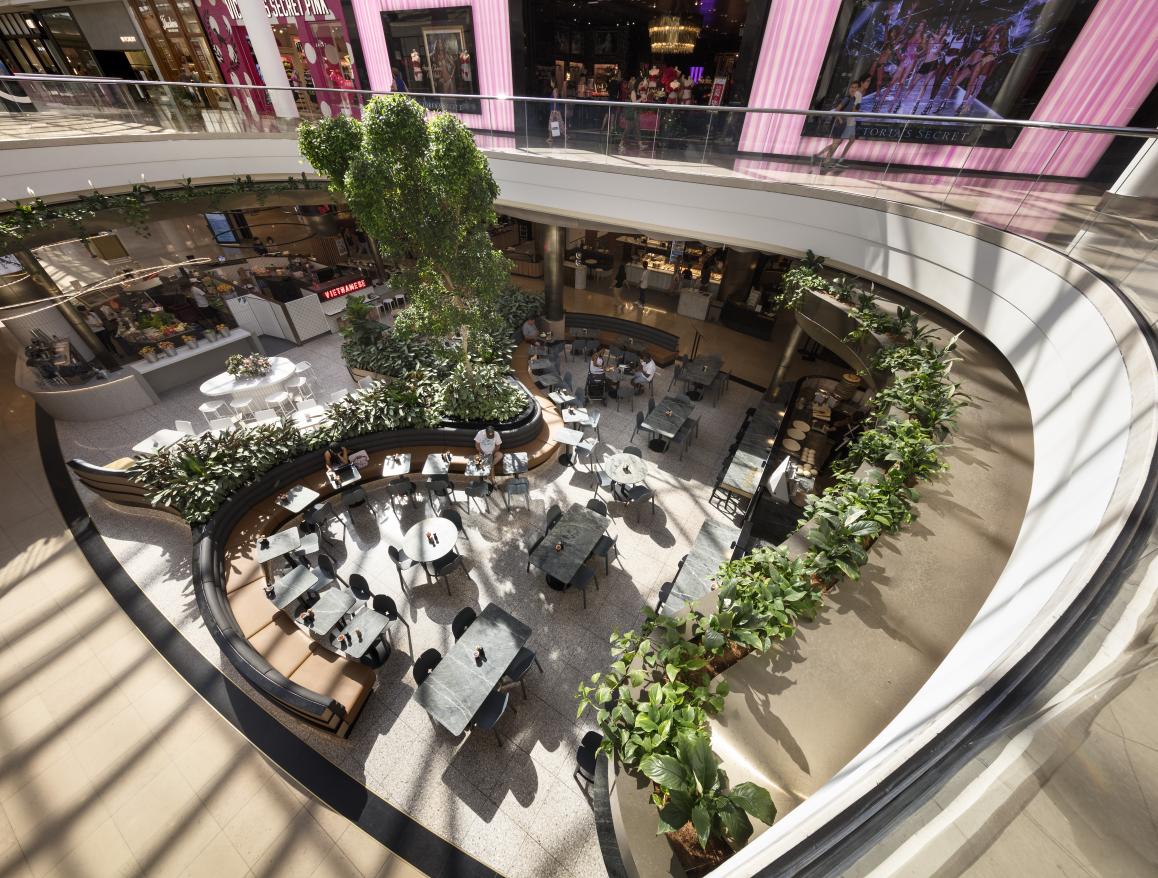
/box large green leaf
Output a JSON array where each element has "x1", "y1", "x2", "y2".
[
  {"x1": 728, "y1": 782, "x2": 777, "y2": 825},
  {"x1": 640, "y1": 754, "x2": 691, "y2": 791},
  {"x1": 690, "y1": 803, "x2": 712, "y2": 849},
  {"x1": 680, "y1": 734, "x2": 718, "y2": 795},
  {"x1": 656, "y1": 790, "x2": 693, "y2": 834},
  {"x1": 718, "y1": 803, "x2": 754, "y2": 848}
]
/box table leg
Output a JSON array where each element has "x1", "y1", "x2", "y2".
[{"x1": 648, "y1": 438, "x2": 670, "y2": 453}]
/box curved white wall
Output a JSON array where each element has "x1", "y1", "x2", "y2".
[
  {"x1": 486, "y1": 156, "x2": 1157, "y2": 873},
  {"x1": 4, "y1": 137, "x2": 1155, "y2": 874}
]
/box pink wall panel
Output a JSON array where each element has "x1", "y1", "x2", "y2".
[
  {"x1": 738, "y1": 0, "x2": 1158, "y2": 178},
  {"x1": 351, "y1": 0, "x2": 514, "y2": 132}
]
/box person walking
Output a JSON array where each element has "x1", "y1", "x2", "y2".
[{"x1": 639, "y1": 260, "x2": 651, "y2": 310}]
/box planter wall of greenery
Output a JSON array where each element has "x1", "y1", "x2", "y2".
[{"x1": 579, "y1": 258, "x2": 968, "y2": 873}]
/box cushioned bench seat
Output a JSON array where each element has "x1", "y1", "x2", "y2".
[
  {"x1": 290, "y1": 645, "x2": 376, "y2": 729},
  {"x1": 227, "y1": 579, "x2": 280, "y2": 638},
  {"x1": 563, "y1": 313, "x2": 681, "y2": 367},
  {"x1": 248, "y1": 611, "x2": 316, "y2": 677}
]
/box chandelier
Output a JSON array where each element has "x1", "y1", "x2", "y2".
[{"x1": 648, "y1": 14, "x2": 700, "y2": 54}]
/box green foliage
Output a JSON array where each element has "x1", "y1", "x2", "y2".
[
  {"x1": 801, "y1": 502, "x2": 879, "y2": 585},
  {"x1": 836, "y1": 417, "x2": 947, "y2": 482},
  {"x1": 129, "y1": 418, "x2": 317, "y2": 524},
  {"x1": 299, "y1": 93, "x2": 513, "y2": 342},
  {"x1": 0, "y1": 176, "x2": 323, "y2": 245},
  {"x1": 642, "y1": 732, "x2": 776, "y2": 850},
  {"x1": 436, "y1": 361, "x2": 525, "y2": 423}
]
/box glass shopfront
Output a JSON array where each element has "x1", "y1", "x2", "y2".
[
  {"x1": 131, "y1": 0, "x2": 225, "y2": 106},
  {"x1": 0, "y1": 9, "x2": 100, "y2": 76},
  {"x1": 382, "y1": 6, "x2": 482, "y2": 114},
  {"x1": 197, "y1": 0, "x2": 363, "y2": 118}
]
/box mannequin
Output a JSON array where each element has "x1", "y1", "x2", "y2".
[
  {"x1": 410, "y1": 49, "x2": 423, "y2": 83},
  {"x1": 459, "y1": 51, "x2": 471, "y2": 83}
]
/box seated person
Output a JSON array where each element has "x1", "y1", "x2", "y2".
[
  {"x1": 474, "y1": 425, "x2": 504, "y2": 475},
  {"x1": 632, "y1": 352, "x2": 657, "y2": 394},
  {"x1": 588, "y1": 348, "x2": 607, "y2": 376},
  {"x1": 521, "y1": 316, "x2": 541, "y2": 342},
  {"x1": 323, "y1": 442, "x2": 350, "y2": 475}
]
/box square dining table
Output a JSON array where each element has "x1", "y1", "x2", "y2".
[
  {"x1": 332, "y1": 605, "x2": 391, "y2": 659},
  {"x1": 530, "y1": 503, "x2": 610, "y2": 584},
  {"x1": 423, "y1": 453, "x2": 453, "y2": 475},
  {"x1": 682, "y1": 357, "x2": 722, "y2": 400},
  {"x1": 267, "y1": 565, "x2": 328, "y2": 610},
  {"x1": 276, "y1": 485, "x2": 320, "y2": 515},
  {"x1": 414, "y1": 603, "x2": 532, "y2": 735},
  {"x1": 304, "y1": 588, "x2": 357, "y2": 636},
  {"x1": 381, "y1": 452, "x2": 412, "y2": 478},
  {"x1": 132, "y1": 428, "x2": 187, "y2": 456},
  {"x1": 641, "y1": 396, "x2": 695, "y2": 451}
]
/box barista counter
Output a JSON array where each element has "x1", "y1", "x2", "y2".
[{"x1": 227, "y1": 275, "x2": 365, "y2": 345}]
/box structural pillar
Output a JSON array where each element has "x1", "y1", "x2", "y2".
[
  {"x1": 542, "y1": 224, "x2": 565, "y2": 324},
  {"x1": 234, "y1": 0, "x2": 299, "y2": 120},
  {"x1": 717, "y1": 247, "x2": 759, "y2": 303}
]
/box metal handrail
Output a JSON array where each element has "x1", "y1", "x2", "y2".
[{"x1": 5, "y1": 73, "x2": 1157, "y2": 139}]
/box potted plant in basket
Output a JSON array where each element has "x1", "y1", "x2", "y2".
[
  {"x1": 158, "y1": 341, "x2": 176, "y2": 358},
  {"x1": 138, "y1": 345, "x2": 157, "y2": 363},
  {"x1": 181, "y1": 333, "x2": 197, "y2": 350}
]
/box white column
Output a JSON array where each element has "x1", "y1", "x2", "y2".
[{"x1": 233, "y1": 0, "x2": 299, "y2": 119}]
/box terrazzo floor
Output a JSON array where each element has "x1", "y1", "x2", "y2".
[{"x1": 56, "y1": 330, "x2": 769, "y2": 878}]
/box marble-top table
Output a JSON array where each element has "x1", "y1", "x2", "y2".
[
  {"x1": 332, "y1": 605, "x2": 390, "y2": 659},
  {"x1": 422, "y1": 453, "x2": 453, "y2": 475},
  {"x1": 402, "y1": 517, "x2": 458, "y2": 564},
  {"x1": 132, "y1": 428, "x2": 188, "y2": 456},
  {"x1": 381, "y1": 453, "x2": 412, "y2": 477},
  {"x1": 530, "y1": 503, "x2": 610, "y2": 583},
  {"x1": 198, "y1": 355, "x2": 296, "y2": 404},
  {"x1": 683, "y1": 356, "x2": 722, "y2": 389},
  {"x1": 254, "y1": 528, "x2": 301, "y2": 564},
  {"x1": 303, "y1": 588, "x2": 357, "y2": 636},
  {"x1": 642, "y1": 396, "x2": 695, "y2": 442},
  {"x1": 267, "y1": 565, "x2": 328, "y2": 610},
  {"x1": 414, "y1": 603, "x2": 532, "y2": 735},
  {"x1": 604, "y1": 453, "x2": 648, "y2": 486},
  {"x1": 276, "y1": 485, "x2": 320, "y2": 515}
]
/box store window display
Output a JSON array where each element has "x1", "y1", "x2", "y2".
[{"x1": 383, "y1": 7, "x2": 481, "y2": 114}]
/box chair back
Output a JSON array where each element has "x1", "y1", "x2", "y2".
[
  {"x1": 175, "y1": 419, "x2": 196, "y2": 436},
  {"x1": 388, "y1": 545, "x2": 405, "y2": 567},
  {"x1": 440, "y1": 509, "x2": 464, "y2": 532},
  {"x1": 505, "y1": 477, "x2": 530, "y2": 495},
  {"x1": 647, "y1": 399, "x2": 656, "y2": 414},
  {"x1": 545, "y1": 503, "x2": 562, "y2": 529},
  {"x1": 349, "y1": 572, "x2": 370, "y2": 596},
  {"x1": 586, "y1": 498, "x2": 608, "y2": 516},
  {"x1": 208, "y1": 417, "x2": 233, "y2": 432},
  {"x1": 317, "y1": 553, "x2": 339, "y2": 579},
  {"x1": 634, "y1": 411, "x2": 645, "y2": 428},
  {"x1": 451, "y1": 606, "x2": 477, "y2": 641},
  {"x1": 389, "y1": 477, "x2": 414, "y2": 496},
  {"x1": 624, "y1": 446, "x2": 643, "y2": 458},
  {"x1": 372, "y1": 593, "x2": 399, "y2": 619},
  {"x1": 414, "y1": 648, "x2": 443, "y2": 685}
]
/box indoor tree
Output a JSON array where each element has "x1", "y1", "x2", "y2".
[{"x1": 299, "y1": 94, "x2": 514, "y2": 359}]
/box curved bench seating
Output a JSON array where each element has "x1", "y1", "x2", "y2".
[
  {"x1": 66, "y1": 457, "x2": 180, "y2": 516},
  {"x1": 563, "y1": 313, "x2": 681, "y2": 367}
]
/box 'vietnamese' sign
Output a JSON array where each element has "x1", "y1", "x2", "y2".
[{"x1": 319, "y1": 278, "x2": 367, "y2": 301}]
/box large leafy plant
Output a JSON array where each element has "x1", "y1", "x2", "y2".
[
  {"x1": 436, "y1": 362, "x2": 525, "y2": 423},
  {"x1": 642, "y1": 732, "x2": 776, "y2": 850}
]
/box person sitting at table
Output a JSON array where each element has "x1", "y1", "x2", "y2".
[
  {"x1": 324, "y1": 442, "x2": 350, "y2": 475},
  {"x1": 632, "y1": 351, "x2": 657, "y2": 394},
  {"x1": 474, "y1": 425, "x2": 504, "y2": 478},
  {"x1": 588, "y1": 347, "x2": 607, "y2": 376},
  {"x1": 521, "y1": 316, "x2": 540, "y2": 342}
]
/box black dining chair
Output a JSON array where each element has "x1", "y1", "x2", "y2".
[
  {"x1": 566, "y1": 564, "x2": 598, "y2": 609},
  {"x1": 439, "y1": 509, "x2": 465, "y2": 544},
  {"x1": 574, "y1": 730, "x2": 605, "y2": 788},
  {"x1": 544, "y1": 503, "x2": 562, "y2": 530},
  {"x1": 465, "y1": 479, "x2": 492, "y2": 513},
  {"x1": 591, "y1": 462, "x2": 614, "y2": 499},
  {"x1": 371, "y1": 593, "x2": 412, "y2": 654},
  {"x1": 426, "y1": 475, "x2": 456, "y2": 509},
  {"x1": 629, "y1": 411, "x2": 650, "y2": 444},
  {"x1": 387, "y1": 545, "x2": 418, "y2": 595},
  {"x1": 387, "y1": 476, "x2": 417, "y2": 510},
  {"x1": 586, "y1": 498, "x2": 609, "y2": 517},
  {"x1": 413, "y1": 648, "x2": 442, "y2": 686},
  {"x1": 348, "y1": 572, "x2": 372, "y2": 600},
  {"x1": 451, "y1": 606, "x2": 477, "y2": 641},
  {"x1": 526, "y1": 529, "x2": 547, "y2": 573},
  {"x1": 501, "y1": 646, "x2": 543, "y2": 700},
  {"x1": 340, "y1": 486, "x2": 368, "y2": 512},
  {"x1": 590, "y1": 533, "x2": 619, "y2": 575},
  {"x1": 471, "y1": 689, "x2": 515, "y2": 747},
  {"x1": 504, "y1": 477, "x2": 531, "y2": 510},
  {"x1": 359, "y1": 637, "x2": 392, "y2": 669},
  {"x1": 622, "y1": 485, "x2": 656, "y2": 521},
  {"x1": 431, "y1": 548, "x2": 465, "y2": 595},
  {"x1": 303, "y1": 502, "x2": 336, "y2": 545},
  {"x1": 623, "y1": 445, "x2": 644, "y2": 458},
  {"x1": 316, "y1": 552, "x2": 347, "y2": 587}
]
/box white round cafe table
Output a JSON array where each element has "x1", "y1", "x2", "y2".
[
  {"x1": 604, "y1": 452, "x2": 648, "y2": 486},
  {"x1": 402, "y1": 517, "x2": 458, "y2": 564},
  {"x1": 199, "y1": 356, "x2": 297, "y2": 404}
]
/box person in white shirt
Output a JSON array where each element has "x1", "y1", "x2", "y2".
[
  {"x1": 639, "y1": 261, "x2": 650, "y2": 309},
  {"x1": 632, "y1": 352, "x2": 656, "y2": 393},
  {"x1": 474, "y1": 425, "x2": 504, "y2": 470},
  {"x1": 521, "y1": 316, "x2": 540, "y2": 342}
]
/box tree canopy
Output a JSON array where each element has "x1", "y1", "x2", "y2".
[{"x1": 299, "y1": 95, "x2": 512, "y2": 339}]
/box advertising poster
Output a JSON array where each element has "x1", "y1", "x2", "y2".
[{"x1": 802, "y1": 0, "x2": 1099, "y2": 148}]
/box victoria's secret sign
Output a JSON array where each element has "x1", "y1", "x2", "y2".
[
  {"x1": 222, "y1": 0, "x2": 334, "y2": 21},
  {"x1": 319, "y1": 278, "x2": 367, "y2": 301}
]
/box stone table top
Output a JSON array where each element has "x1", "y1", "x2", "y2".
[
  {"x1": 380, "y1": 453, "x2": 411, "y2": 477},
  {"x1": 276, "y1": 485, "x2": 320, "y2": 515},
  {"x1": 683, "y1": 357, "x2": 722, "y2": 388},
  {"x1": 604, "y1": 453, "x2": 648, "y2": 486},
  {"x1": 663, "y1": 519, "x2": 741, "y2": 617},
  {"x1": 402, "y1": 517, "x2": 458, "y2": 564},
  {"x1": 414, "y1": 603, "x2": 532, "y2": 735},
  {"x1": 332, "y1": 605, "x2": 390, "y2": 659},
  {"x1": 422, "y1": 453, "x2": 453, "y2": 475},
  {"x1": 530, "y1": 504, "x2": 610, "y2": 583},
  {"x1": 304, "y1": 588, "x2": 356, "y2": 636},
  {"x1": 254, "y1": 528, "x2": 301, "y2": 563},
  {"x1": 642, "y1": 396, "x2": 695, "y2": 440},
  {"x1": 268, "y1": 565, "x2": 327, "y2": 610}
]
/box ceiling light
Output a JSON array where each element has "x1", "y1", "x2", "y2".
[{"x1": 649, "y1": 14, "x2": 700, "y2": 54}]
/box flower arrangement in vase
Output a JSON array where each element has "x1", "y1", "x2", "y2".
[
  {"x1": 225, "y1": 353, "x2": 272, "y2": 378},
  {"x1": 181, "y1": 334, "x2": 197, "y2": 349},
  {"x1": 158, "y1": 341, "x2": 176, "y2": 357},
  {"x1": 138, "y1": 345, "x2": 157, "y2": 362}
]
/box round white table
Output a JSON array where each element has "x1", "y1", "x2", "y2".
[
  {"x1": 402, "y1": 517, "x2": 458, "y2": 564},
  {"x1": 604, "y1": 452, "x2": 648, "y2": 486},
  {"x1": 199, "y1": 356, "x2": 297, "y2": 404}
]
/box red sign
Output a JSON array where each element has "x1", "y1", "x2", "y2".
[{"x1": 319, "y1": 278, "x2": 367, "y2": 301}]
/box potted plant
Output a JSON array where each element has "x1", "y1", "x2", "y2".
[
  {"x1": 641, "y1": 732, "x2": 776, "y2": 875},
  {"x1": 158, "y1": 341, "x2": 176, "y2": 358},
  {"x1": 181, "y1": 333, "x2": 197, "y2": 350},
  {"x1": 215, "y1": 323, "x2": 231, "y2": 338},
  {"x1": 138, "y1": 345, "x2": 157, "y2": 363}
]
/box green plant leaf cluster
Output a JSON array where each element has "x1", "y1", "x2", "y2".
[{"x1": 642, "y1": 732, "x2": 776, "y2": 850}]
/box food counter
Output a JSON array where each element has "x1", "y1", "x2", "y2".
[{"x1": 678, "y1": 288, "x2": 711, "y2": 321}]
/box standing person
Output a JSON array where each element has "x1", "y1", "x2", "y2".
[
  {"x1": 77, "y1": 305, "x2": 115, "y2": 356},
  {"x1": 547, "y1": 84, "x2": 565, "y2": 146},
  {"x1": 473, "y1": 424, "x2": 504, "y2": 472},
  {"x1": 813, "y1": 77, "x2": 868, "y2": 168},
  {"x1": 639, "y1": 260, "x2": 651, "y2": 310},
  {"x1": 187, "y1": 280, "x2": 219, "y2": 323}
]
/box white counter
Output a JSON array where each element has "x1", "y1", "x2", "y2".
[
  {"x1": 678, "y1": 289, "x2": 712, "y2": 321},
  {"x1": 131, "y1": 329, "x2": 262, "y2": 393},
  {"x1": 227, "y1": 292, "x2": 330, "y2": 344}
]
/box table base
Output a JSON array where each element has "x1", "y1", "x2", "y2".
[
  {"x1": 687, "y1": 389, "x2": 704, "y2": 401},
  {"x1": 649, "y1": 438, "x2": 671, "y2": 452},
  {"x1": 545, "y1": 575, "x2": 567, "y2": 591}
]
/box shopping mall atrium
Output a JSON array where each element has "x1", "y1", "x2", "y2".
[{"x1": 0, "y1": 0, "x2": 1155, "y2": 876}]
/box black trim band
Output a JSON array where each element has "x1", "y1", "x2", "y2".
[{"x1": 36, "y1": 405, "x2": 498, "y2": 878}]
